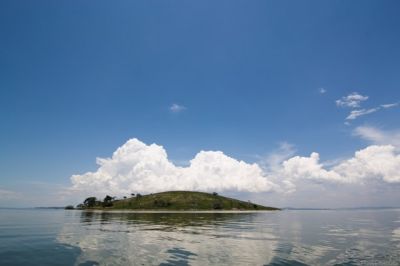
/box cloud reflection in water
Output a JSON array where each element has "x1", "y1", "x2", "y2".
[{"x1": 57, "y1": 212, "x2": 278, "y2": 265}]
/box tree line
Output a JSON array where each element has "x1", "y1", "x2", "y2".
[{"x1": 74, "y1": 193, "x2": 142, "y2": 209}]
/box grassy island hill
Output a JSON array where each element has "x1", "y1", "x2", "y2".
[{"x1": 78, "y1": 191, "x2": 279, "y2": 211}]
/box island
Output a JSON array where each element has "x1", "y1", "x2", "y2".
[{"x1": 73, "y1": 191, "x2": 280, "y2": 211}]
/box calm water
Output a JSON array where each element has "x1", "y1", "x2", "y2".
[{"x1": 0, "y1": 209, "x2": 399, "y2": 265}]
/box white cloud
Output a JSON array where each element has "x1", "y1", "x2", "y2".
[
  {"x1": 282, "y1": 153, "x2": 346, "y2": 183},
  {"x1": 169, "y1": 103, "x2": 186, "y2": 113},
  {"x1": 353, "y1": 126, "x2": 400, "y2": 149},
  {"x1": 68, "y1": 138, "x2": 400, "y2": 200},
  {"x1": 319, "y1": 88, "x2": 327, "y2": 94},
  {"x1": 336, "y1": 93, "x2": 398, "y2": 121},
  {"x1": 267, "y1": 145, "x2": 400, "y2": 192},
  {"x1": 346, "y1": 108, "x2": 379, "y2": 120},
  {"x1": 336, "y1": 92, "x2": 368, "y2": 108},
  {"x1": 381, "y1": 102, "x2": 399, "y2": 109},
  {"x1": 0, "y1": 189, "x2": 20, "y2": 200},
  {"x1": 69, "y1": 139, "x2": 278, "y2": 198},
  {"x1": 263, "y1": 142, "x2": 296, "y2": 172},
  {"x1": 333, "y1": 145, "x2": 400, "y2": 183}
]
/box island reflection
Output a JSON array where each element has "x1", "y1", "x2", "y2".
[
  {"x1": 58, "y1": 211, "x2": 278, "y2": 265},
  {"x1": 79, "y1": 210, "x2": 264, "y2": 227}
]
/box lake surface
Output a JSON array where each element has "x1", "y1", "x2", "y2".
[{"x1": 0, "y1": 209, "x2": 399, "y2": 265}]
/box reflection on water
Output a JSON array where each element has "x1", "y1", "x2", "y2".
[
  {"x1": 58, "y1": 211, "x2": 278, "y2": 265},
  {"x1": 1, "y1": 209, "x2": 400, "y2": 265},
  {"x1": 393, "y1": 216, "x2": 400, "y2": 250}
]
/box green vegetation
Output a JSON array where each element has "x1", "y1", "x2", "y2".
[
  {"x1": 102, "y1": 195, "x2": 114, "y2": 207},
  {"x1": 78, "y1": 191, "x2": 279, "y2": 211},
  {"x1": 83, "y1": 197, "x2": 98, "y2": 208}
]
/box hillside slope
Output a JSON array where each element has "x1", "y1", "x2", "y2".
[{"x1": 102, "y1": 191, "x2": 279, "y2": 210}]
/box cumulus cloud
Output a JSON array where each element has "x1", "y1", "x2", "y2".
[
  {"x1": 70, "y1": 139, "x2": 277, "y2": 197},
  {"x1": 346, "y1": 108, "x2": 379, "y2": 120},
  {"x1": 333, "y1": 145, "x2": 400, "y2": 183},
  {"x1": 169, "y1": 103, "x2": 186, "y2": 113},
  {"x1": 68, "y1": 138, "x2": 400, "y2": 199},
  {"x1": 353, "y1": 126, "x2": 400, "y2": 149},
  {"x1": 279, "y1": 145, "x2": 400, "y2": 186},
  {"x1": 336, "y1": 92, "x2": 368, "y2": 108},
  {"x1": 319, "y1": 88, "x2": 327, "y2": 94},
  {"x1": 281, "y1": 153, "x2": 345, "y2": 183}
]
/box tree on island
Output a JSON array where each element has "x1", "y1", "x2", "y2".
[
  {"x1": 83, "y1": 197, "x2": 97, "y2": 208},
  {"x1": 103, "y1": 195, "x2": 114, "y2": 207}
]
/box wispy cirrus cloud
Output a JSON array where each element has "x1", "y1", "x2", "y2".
[
  {"x1": 381, "y1": 102, "x2": 399, "y2": 109},
  {"x1": 263, "y1": 142, "x2": 296, "y2": 172},
  {"x1": 346, "y1": 108, "x2": 379, "y2": 120},
  {"x1": 353, "y1": 126, "x2": 400, "y2": 149},
  {"x1": 0, "y1": 189, "x2": 20, "y2": 200},
  {"x1": 336, "y1": 92, "x2": 398, "y2": 122},
  {"x1": 169, "y1": 103, "x2": 186, "y2": 113},
  {"x1": 336, "y1": 92, "x2": 368, "y2": 108}
]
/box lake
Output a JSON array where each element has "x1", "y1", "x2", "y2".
[{"x1": 0, "y1": 209, "x2": 399, "y2": 265}]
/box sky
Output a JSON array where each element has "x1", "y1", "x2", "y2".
[{"x1": 1, "y1": 0, "x2": 400, "y2": 208}]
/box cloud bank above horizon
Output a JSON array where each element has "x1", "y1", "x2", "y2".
[
  {"x1": 69, "y1": 137, "x2": 400, "y2": 198},
  {"x1": 70, "y1": 139, "x2": 278, "y2": 197}
]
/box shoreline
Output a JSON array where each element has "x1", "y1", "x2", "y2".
[{"x1": 76, "y1": 209, "x2": 280, "y2": 213}]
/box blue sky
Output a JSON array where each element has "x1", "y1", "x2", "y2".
[{"x1": 1, "y1": 0, "x2": 400, "y2": 207}]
